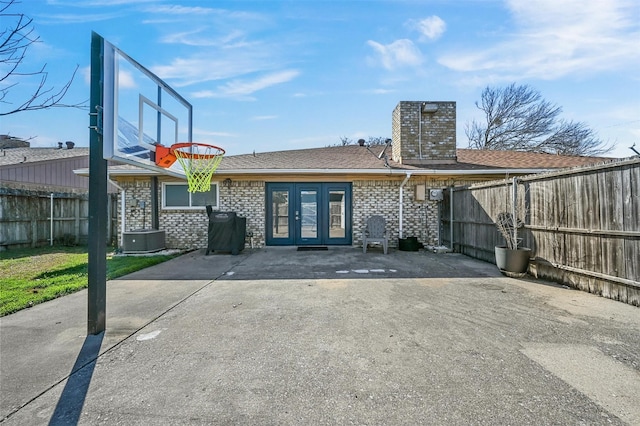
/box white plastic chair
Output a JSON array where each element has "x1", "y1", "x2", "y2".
[{"x1": 362, "y1": 215, "x2": 388, "y2": 254}]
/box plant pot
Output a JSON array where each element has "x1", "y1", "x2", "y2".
[
  {"x1": 398, "y1": 237, "x2": 419, "y2": 251},
  {"x1": 494, "y1": 246, "x2": 531, "y2": 274}
]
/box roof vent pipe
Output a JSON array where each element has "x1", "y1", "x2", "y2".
[
  {"x1": 66, "y1": 141, "x2": 75, "y2": 149},
  {"x1": 57, "y1": 142, "x2": 63, "y2": 149},
  {"x1": 358, "y1": 139, "x2": 366, "y2": 147}
]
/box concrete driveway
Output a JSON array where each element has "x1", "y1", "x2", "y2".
[{"x1": 1, "y1": 247, "x2": 639, "y2": 425}]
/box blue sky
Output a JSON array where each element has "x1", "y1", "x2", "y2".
[{"x1": 4, "y1": 0, "x2": 640, "y2": 158}]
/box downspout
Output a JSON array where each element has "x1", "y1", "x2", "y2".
[
  {"x1": 399, "y1": 172, "x2": 412, "y2": 239},
  {"x1": 418, "y1": 103, "x2": 424, "y2": 160},
  {"x1": 108, "y1": 177, "x2": 126, "y2": 248},
  {"x1": 449, "y1": 186, "x2": 454, "y2": 251}
]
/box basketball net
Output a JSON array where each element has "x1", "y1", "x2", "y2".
[{"x1": 171, "y1": 143, "x2": 225, "y2": 192}]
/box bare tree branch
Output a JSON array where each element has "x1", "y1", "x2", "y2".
[
  {"x1": 0, "y1": 0, "x2": 86, "y2": 116},
  {"x1": 466, "y1": 83, "x2": 611, "y2": 156},
  {"x1": 327, "y1": 136, "x2": 389, "y2": 147}
]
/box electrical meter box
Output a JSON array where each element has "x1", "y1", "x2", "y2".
[{"x1": 429, "y1": 189, "x2": 444, "y2": 201}]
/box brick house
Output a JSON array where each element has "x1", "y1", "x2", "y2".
[{"x1": 98, "y1": 101, "x2": 606, "y2": 251}]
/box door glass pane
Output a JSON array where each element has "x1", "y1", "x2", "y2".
[
  {"x1": 272, "y1": 190, "x2": 289, "y2": 239},
  {"x1": 300, "y1": 190, "x2": 317, "y2": 239},
  {"x1": 329, "y1": 190, "x2": 345, "y2": 238}
]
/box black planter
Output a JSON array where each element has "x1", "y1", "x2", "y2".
[
  {"x1": 398, "y1": 237, "x2": 419, "y2": 251},
  {"x1": 494, "y1": 246, "x2": 531, "y2": 274}
]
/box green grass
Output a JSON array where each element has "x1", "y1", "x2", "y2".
[{"x1": 0, "y1": 246, "x2": 179, "y2": 317}]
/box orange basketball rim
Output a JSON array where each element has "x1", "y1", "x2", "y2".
[{"x1": 155, "y1": 142, "x2": 225, "y2": 193}]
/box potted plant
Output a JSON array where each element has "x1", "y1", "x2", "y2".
[{"x1": 494, "y1": 178, "x2": 531, "y2": 275}]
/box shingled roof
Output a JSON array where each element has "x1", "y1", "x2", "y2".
[
  {"x1": 218, "y1": 145, "x2": 401, "y2": 170},
  {"x1": 454, "y1": 148, "x2": 610, "y2": 169},
  {"x1": 0, "y1": 147, "x2": 89, "y2": 167},
  {"x1": 84, "y1": 144, "x2": 612, "y2": 177},
  {"x1": 216, "y1": 145, "x2": 609, "y2": 171}
]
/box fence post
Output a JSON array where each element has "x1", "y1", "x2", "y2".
[
  {"x1": 31, "y1": 219, "x2": 37, "y2": 247},
  {"x1": 50, "y1": 193, "x2": 54, "y2": 246},
  {"x1": 74, "y1": 198, "x2": 80, "y2": 244}
]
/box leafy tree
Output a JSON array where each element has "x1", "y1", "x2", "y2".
[
  {"x1": 466, "y1": 83, "x2": 611, "y2": 156},
  {"x1": 0, "y1": 0, "x2": 82, "y2": 116}
]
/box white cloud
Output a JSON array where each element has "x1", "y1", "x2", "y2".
[
  {"x1": 118, "y1": 69, "x2": 137, "y2": 89},
  {"x1": 439, "y1": 0, "x2": 640, "y2": 81},
  {"x1": 47, "y1": 0, "x2": 156, "y2": 6},
  {"x1": 82, "y1": 66, "x2": 91, "y2": 85},
  {"x1": 145, "y1": 5, "x2": 217, "y2": 15},
  {"x1": 35, "y1": 12, "x2": 121, "y2": 24},
  {"x1": 150, "y1": 22, "x2": 286, "y2": 88},
  {"x1": 160, "y1": 28, "x2": 211, "y2": 46},
  {"x1": 251, "y1": 115, "x2": 278, "y2": 121},
  {"x1": 193, "y1": 128, "x2": 237, "y2": 138},
  {"x1": 160, "y1": 29, "x2": 251, "y2": 48},
  {"x1": 151, "y1": 54, "x2": 273, "y2": 87},
  {"x1": 141, "y1": 4, "x2": 264, "y2": 22},
  {"x1": 191, "y1": 70, "x2": 300, "y2": 99},
  {"x1": 439, "y1": 0, "x2": 640, "y2": 79},
  {"x1": 367, "y1": 39, "x2": 424, "y2": 70},
  {"x1": 407, "y1": 16, "x2": 446, "y2": 42},
  {"x1": 218, "y1": 70, "x2": 300, "y2": 96}
]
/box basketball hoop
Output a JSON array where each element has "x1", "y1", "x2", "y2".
[{"x1": 155, "y1": 142, "x2": 225, "y2": 192}]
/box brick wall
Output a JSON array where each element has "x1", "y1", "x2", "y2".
[
  {"x1": 218, "y1": 180, "x2": 265, "y2": 248},
  {"x1": 120, "y1": 179, "x2": 154, "y2": 232},
  {"x1": 115, "y1": 176, "x2": 487, "y2": 250},
  {"x1": 116, "y1": 178, "x2": 265, "y2": 250},
  {"x1": 352, "y1": 178, "x2": 444, "y2": 248},
  {"x1": 392, "y1": 101, "x2": 457, "y2": 165}
]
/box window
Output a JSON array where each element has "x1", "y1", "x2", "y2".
[{"x1": 162, "y1": 182, "x2": 218, "y2": 209}]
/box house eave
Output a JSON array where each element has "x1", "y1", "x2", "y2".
[{"x1": 74, "y1": 167, "x2": 554, "y2": 177}]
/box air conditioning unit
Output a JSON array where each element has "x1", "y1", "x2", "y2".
[{"x1": 122, "y1": 229, "x2": 166, "y2": 253}]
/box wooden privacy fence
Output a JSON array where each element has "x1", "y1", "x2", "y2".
[
  {"x1": 442, "y1": 157, "x2": 640, "y2": 306},
  {"x1": 0, "y1": 187, "x2": 117, "y2": 249}
]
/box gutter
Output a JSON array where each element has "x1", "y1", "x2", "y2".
[
  {"x1": 398, "y1": 172, "x2": 412, "y2": 239},
  {"x1": 75, "y1": 167, "x2": 557, "y2": 177}
]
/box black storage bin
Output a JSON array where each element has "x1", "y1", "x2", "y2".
[
  {"x1": 398, "y1": 236, "x2": 419, "y2": 251},
  {"x1": 205, "y1": 207, "x2": 246, "y2": 255}
]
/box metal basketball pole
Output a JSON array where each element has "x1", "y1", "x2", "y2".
[{"x1": 88, "y1": 32, "x2": 107, "y2": 335}]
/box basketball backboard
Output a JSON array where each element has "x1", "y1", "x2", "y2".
[{"x1": 96, "y1": 34, "x2": 191, "y2": 178}]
